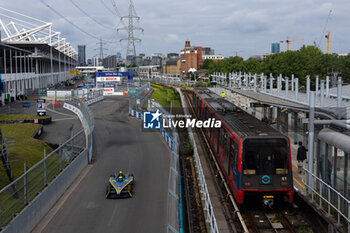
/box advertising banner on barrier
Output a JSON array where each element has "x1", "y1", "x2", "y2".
[
  {"x1": 63, "y1": 103, "x2": 85, "y2": 123},
  {"x1": 96, "y1": 77, "x2": 121, "y2": 82},
  {"x1": 103, "y1": 88, "x2": 115, "y2": 95}
]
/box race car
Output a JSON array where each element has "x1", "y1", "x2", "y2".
[{"x1": 106, "y1": 171, "x2": 134, "y2": 199}]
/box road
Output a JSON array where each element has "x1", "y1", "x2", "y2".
[{"x1": 36, "y1": 96, "x2": 170, "y2": 233}]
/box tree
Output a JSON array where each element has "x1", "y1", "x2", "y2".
[{"x1": 200, "y1": 59, "x2": 214, "y2": 69}]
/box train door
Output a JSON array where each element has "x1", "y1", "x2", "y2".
[
  {"x1": 204, "y1": 107, "x2": 210, "y2": 138},
  {"x1": 214, "y1": 128, "x2": 220, "y2": 157},
  {"x1": 223, "y1": 131, "x2": 230, "y2": 176},
  {"x1": 230, "y1": 138, "x2": 240, "y2": 189},
  {"x1": 196, "y1": 95, "x2": 201, "y2": 116},
  {"x1": 219, "y1": 128, "x2": 224, "y2": 160},
  {"x1": 210, "y1": 113, "x2": 215, "y2": 145}
]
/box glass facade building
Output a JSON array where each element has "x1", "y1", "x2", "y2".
[{"x1": 271, "y1": 43, "x2": 280, "y2": 54}]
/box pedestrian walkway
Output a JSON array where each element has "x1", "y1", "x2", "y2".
[{"x1": 0, "y1": 99, "x2": 38, "y2": 115}]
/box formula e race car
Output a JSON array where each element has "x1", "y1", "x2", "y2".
[{"x1": 106, "y1": 171, "x2": 134, "y2": 199}]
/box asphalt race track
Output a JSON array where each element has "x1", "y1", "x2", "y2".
[{"x1": 37, "y1": 96, "x2": 170, "y2": 233}]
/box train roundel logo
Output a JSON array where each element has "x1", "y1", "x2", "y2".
[{"x1": 261, "y1": 175, "x2": 271, "y2": 184}]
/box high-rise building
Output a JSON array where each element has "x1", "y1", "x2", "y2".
[
  {"x1": 92, "y1": 56, "x2": 99, "y2": 66},
  {"x1": 271, "y1": 43, "x2": 280, "y2": 54},
  {"x1": 78, "y1": 45, "x2": 86, "y2": 66},
  {"x1": 180, "y1": 41, "x2": 203, "y2": 77},
  {"x1": 103, "y1": 55, "x2": 117, "y2": 68},
  {"x1": 202, "y1": 47, "x2": 214, "y2": 55},
  {"x1": 116, "y1": 52, "x2": 122, "y2": 62}
]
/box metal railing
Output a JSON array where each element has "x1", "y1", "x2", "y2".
[
  {"x1": 0, "y1": 129, "x2": 85, "y2": 229},
  {"x1": 211, "y1": 72, "x2": 350, "y2": 110},
  {"x1": 134, "y1": 77, "x2": 197, "y2": 87},
  {"x1": 302, "y1": 167, "x2": 350, "y2": 232},
  {"x1": 0, "y1": 91, "x2": 98, "y2": 229},
  {"x1": 176, "y1": 88, "x2": 220, "y2": 233},
  {"x1": 129, "y1": 85, "x2": 181, "y2": 233}
]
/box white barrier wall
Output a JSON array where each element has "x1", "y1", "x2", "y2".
[{"x1": 47, "y1": 90, "x2": 72, "y2": 98}]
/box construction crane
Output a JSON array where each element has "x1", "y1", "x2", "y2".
[
  {"x1": 316, "y1": 10, "x2": 332, "y2": 49},
  {"x1": 280, "y1": 38, "x2": 304, "y2": 51},
  {"x1": 325, "y1": 31, "x2": 331, "y2": 54}
]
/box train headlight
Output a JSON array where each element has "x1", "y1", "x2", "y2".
[
  {"x1": 244, "y1": 182, "x2": 252, "y2": 187},
  {"x1": 281, "y1": 181, "x2": 288, "y2": 186},
  {"x1": 281, "y1": 176, "x2": 287, "y2": 181}
]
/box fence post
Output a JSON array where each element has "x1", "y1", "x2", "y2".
[
  {"x1": 315, "y1": 75, "x2": 319, "y2": 98},
  {"x1": 44, "y1": 147, "x2": 47, "y2": 185},
  {"x1": 307, "y1": 92, "x2": 315, "y2": 192},
  {"x1": 253, "y1": 74, "x2": 257, "y2": 92},
  {"x1": 307, "y1": 75, "x2": 310, "y2": 104},
  {"x1": 328, "y1": 187, "x2": 331, "y2": 215},
  {"x1": 285, "y1": 76, "x2": 289, "y2": 97},
  {"x1": 24, "y1": 162, "x2": 28, "y2": 205},
  {"x1": 320, "y1": 80, "x2": 325, "y2": 107},
  {"x1": 326, "y1": 76, "x2": 330, "y2": 97},
  {"x1": 348, "y1": 202, "x2": 350, "y2": 233},
  {"x1": 277, "y1": 74, "x2": 282, "y2": 95},
  {"x1": 338, "y1": 195, "x2": 341, "y2": 224},
  {"x1": 295, "y1": 78, "x2": 299, "y2": 100},
  {"x1": 319, "y1": 182, "x2": 322, "y2": 208},
  {"x1": 59, "y1": 142, "x2": 62, "y2": 171},
  {"x1": 270, "y1": 74, "x2": 274, "y2": 94}
]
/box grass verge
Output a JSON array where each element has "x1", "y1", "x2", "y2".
[
  {"x1": 0, "y1": 114, "x2": 50, "y2": 120},
  {"x1": 150, "y1": 83, "x2": 181, "y2": 112},
  {"x1": 0, "y1": 124, "x2": 53, "y2": 188}
]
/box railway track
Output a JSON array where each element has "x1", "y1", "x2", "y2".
[
  {"x1": 181, "y1": 88, "x2": 317, "y2": 233},
  {"x1": 242, "y1": 206, "x2": 304, "y2": 233}
]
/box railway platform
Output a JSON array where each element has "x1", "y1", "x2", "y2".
[{"x1": 210, "y1": 85, "x2": 350, "y2": 232}]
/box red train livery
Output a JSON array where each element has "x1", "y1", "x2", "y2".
[{"x1": 192, "y1": 88, "x2": 294, "y2": 204}]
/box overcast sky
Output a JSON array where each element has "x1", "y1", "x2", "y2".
[{"x1": 1, "y1": 0, "x2": 349, "y2": 60}]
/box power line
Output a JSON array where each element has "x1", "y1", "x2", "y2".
[
  {"x1": 69, "y1": 0, "x2": 117, "y2": 31},
  {"x1": 100, "y1": 0, "x2": 118, "y2": 16},
  {"x1": 110, "y1": 0, "x2": 122, "y2": 18},
  {"x1": 40, "y1": 0, "x2": 118, "y2": 43}
]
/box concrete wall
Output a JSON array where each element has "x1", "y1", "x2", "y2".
[{"x1": 1, "y1": 148, "x2": 89, "y2": 233}]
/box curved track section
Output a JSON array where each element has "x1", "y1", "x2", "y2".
[{"x1": 37, "y1": 96, "x2": 170, "y2": 233}]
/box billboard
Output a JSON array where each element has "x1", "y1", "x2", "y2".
[
  {"x1": 95, "y1": 72, "x2": 133, "y2": 80},
  {"x1": 96, "y1": 76, "x2": 121, "y2": 82}
]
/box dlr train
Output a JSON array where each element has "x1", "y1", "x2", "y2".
[{"x1": 192, "y1": 88, "x2": 294, "y2": 205}]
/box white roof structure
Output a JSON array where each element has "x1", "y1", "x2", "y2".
[{"x1": 0, "y1": 7, "x2": 77, "y2": 57}]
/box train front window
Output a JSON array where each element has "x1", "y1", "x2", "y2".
[{"x1": 243, "y1": 138, "x2": 289, "y2": 175}]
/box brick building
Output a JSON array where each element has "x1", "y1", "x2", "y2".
[
  {"x1": 163, "y1": 60, "x2": 180, "y2": 77},
  {"x1": 180, "y1": 41, "x2": 203, "y2": 77}
]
